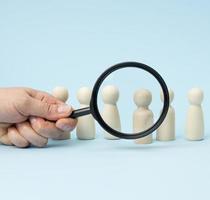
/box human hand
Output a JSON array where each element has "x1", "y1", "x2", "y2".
[{"x1": 0, "y1": 87, "x2": 77, "y2": 147}]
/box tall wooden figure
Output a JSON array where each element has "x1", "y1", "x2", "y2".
[
  {"x1": 186, "y1": 88, "x2": 204, "y2": 141},
  {"x1": 156, "y1": 89, "x2": 175, "y2": 141},
  {"x1": 101, "y1": 85, "x2": 121, "y2": 140},
  {"x1": 133, "y1": 89, "x2": 153, "y2": 144}
]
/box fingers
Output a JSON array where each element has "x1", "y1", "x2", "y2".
[
  {"x1": 55, "y1": 118, "x2": 77, "y2": 140},
  {"x1": 0, "y1": 116, "x2": 77, "y2": 148},
  {"x1": 30, "y1": 117, "x2": 71, "y2": 139},
  {"x1": 54, "y1": 118, "x2": 77, "y2": 140},
  {"x1": 0, "y1": 127, "x2": 7, "y2": 138},
  {"x1": 52, "y1": 132, "x2": 70, "y2": 140},
  {"x1": 26, "y1": 89, "x2": 63, "y2": 105},
  {"x1": 14, "y1": 88, "x2": 73, "y2": 121},
  {"x1": 0, "y1": 123, "x2": 12, "y2": 128},
  {"x1": 24, "y1": 89, "x2": 72, "y2": 120},
  {"x1": 0, "y1": 127, "x2": 13, "y2": 145},
  {"x1": 8, "y1": 127, "x2": 29, "y2": 148},
  {"x1": 56, "y1": 118, "x2": 77, "y2": 132},
  {"x1": 26, "y1": 97, "x2": 72, "y2": 121},
  {"x1": 16, "y1": 122, "x2": 48, "y2": 147},
  {"x1": 0, "y1": 134, "x2": 13, "y2": 146}
]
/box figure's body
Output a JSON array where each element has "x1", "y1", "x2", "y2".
[
  {"x1": 186, "y1": 88, "x2": 204, "y2": 141},
  {"x1": 102, "y1": 85, "x2": 121, "y2": 140},
  {"x1": 157, "y1": 89, "x2": 175, "y2": 141},
  {"x1": 76, "y1": 87, "x2": 95, "y2": 140},
  {"x1": 133, "y1": 89, "x2": 153, "y2": 144},
  {"x1": 52, "y1": 86, "x2": 69, "y2": 103}
]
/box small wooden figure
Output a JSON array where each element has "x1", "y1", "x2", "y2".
[{"x1": 186, "y1": 88, "x2": 204, "y2": 141}]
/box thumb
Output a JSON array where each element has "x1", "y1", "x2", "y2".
[{"x1": 26, "y1": 97, "x2": 72, "y2": 121}]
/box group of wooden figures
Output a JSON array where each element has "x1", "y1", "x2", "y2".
[{"x1": 52, "y1": 86, "x2": 205, "y2": 144}]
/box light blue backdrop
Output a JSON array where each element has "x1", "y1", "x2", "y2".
[{"x1": 0, "y1": 1, "x2": 210, "y2": 200}]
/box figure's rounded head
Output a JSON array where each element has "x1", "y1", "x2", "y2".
[
  {"x1": 102, "y1": 85, "x2": 119, "y2": 104},
  {"x1": 160, "y1": 88, "x2": 174, "y2": 103},
  {"x1": 188, "y1": 88, "x2": 204, "y2": 105},
  {"x1": 134, "y1": 89, "x2": 152, "y2": 107},
  {"x1": 52, "y1": 86, "x2": 69, "y2": 102},
  {"x1": 77, "y1": 87, "x2": 92, "y2": 105}
]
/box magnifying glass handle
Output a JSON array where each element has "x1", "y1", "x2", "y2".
[{"x1": 70, "y1": 107, "x2": 91, "y2": 119}]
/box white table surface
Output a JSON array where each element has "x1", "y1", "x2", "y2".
[{"x1": 1, "y1": 134, "x2": 209, "y2": 200}]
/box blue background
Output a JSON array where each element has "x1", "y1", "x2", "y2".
[{"x1": 0, "y1": 0, "x2": 210, "y2": 200}]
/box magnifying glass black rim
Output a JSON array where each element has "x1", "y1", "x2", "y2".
[{"x1": 90, "y1": 61, "x2": 170, "y2": 140}]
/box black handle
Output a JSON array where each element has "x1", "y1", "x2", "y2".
[{"x1": 70, "y1": 107, "x2": 91, "y2": 118}]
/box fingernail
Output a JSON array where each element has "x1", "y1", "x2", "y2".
[
  {"x1": 30, "y1": 117, "x2": 37, "y2": 123},
  {"x1": 57, "y1": 104, "x2": 71, "y2": 114},
  {"x1": 58, "y1": 124, "x2": 73, "y2": 132}
]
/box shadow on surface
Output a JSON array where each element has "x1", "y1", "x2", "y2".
[{"x1": 95, "y1": 135, "x2": 210, "y2": 152}]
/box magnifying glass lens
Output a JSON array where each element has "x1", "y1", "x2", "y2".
[{"x1": 95, "y1": 67, "x2": 166, "y2": 140}]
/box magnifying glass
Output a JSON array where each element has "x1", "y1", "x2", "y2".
[{"x1": 70, "y1": 61, "x2": 169, "y2": 140}]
